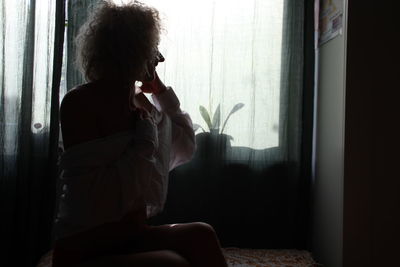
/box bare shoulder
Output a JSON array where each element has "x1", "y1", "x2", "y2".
[
  {"x1": 60, "y1": 84, "x2": 96, "y2": 124},
  {"x1": 60, "y1": 83, "x2": 100, "y2": 149},
  {"x1": 61, "y1": 83, "x2": 95, "y2": 106}
]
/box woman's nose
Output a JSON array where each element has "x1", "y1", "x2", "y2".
[{"x1": 157, "y1": 52, "x2": 165, "y2": 62}]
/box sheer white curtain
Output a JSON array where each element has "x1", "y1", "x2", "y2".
[
  {"x1": 1, "y1": 1, "x2": 65, "y2": 266},
  {"x1": 1, "y1": 0, "x2": 56, "y2": 147}
]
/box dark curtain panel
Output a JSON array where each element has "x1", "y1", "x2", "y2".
[
  {"x1": 0, "y1": 1, "x2": 65, "y2": 267},
  {"x1": 300, "y1": 0, "x2": 316, "y2": 250}
]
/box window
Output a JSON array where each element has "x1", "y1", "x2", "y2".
[{"x1": 113, "y1": 0, "x2": 285, "y2": 150}]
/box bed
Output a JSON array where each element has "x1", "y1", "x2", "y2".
[{"x1": 37, "y1": 248, "x2": 320, "y2": 267}]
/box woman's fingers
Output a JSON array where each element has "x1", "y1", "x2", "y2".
[{"x1": 141, "y1": 72, "x2": 167, "y2": 95}]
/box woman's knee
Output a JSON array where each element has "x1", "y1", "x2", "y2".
[
  {"x1": 145, "y1": 222, "x2": 221, "y2": 252},
  {"x1": 189, "y1": 222, "x2": 216, "y2": 236},
  {"x1": 185, "y1": 222, "x2": 219, "y2": 244}
]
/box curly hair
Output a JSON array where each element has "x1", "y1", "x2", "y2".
[{"x1": 75, "y1": 1, "x2": 162, "y2": 85}]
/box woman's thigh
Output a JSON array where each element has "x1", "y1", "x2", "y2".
[{"x1": 74, "y1": 250, "x2": 191, "y2": 267}]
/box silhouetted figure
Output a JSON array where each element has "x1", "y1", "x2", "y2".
[{"x1": 52, "y1": 2, "x2": 228, "y2": 267}]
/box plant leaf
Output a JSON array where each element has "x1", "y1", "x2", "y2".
[
  {"x1": 211, "y1": 104, "x2": 221, "y2": 130},
  {"x1": 193, "y1": 123, "x2": 201, "y2": 132},
  {"x1": 221, "y1": 103, "x2": 245, "y2": 134},
  {"x1": 199, "y1": 105, "x2": 212, "y2": 131},
  {"x1": 229, "y1": 103, "x2": 245, "y2": 116}
]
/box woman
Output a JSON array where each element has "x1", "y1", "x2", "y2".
[{"x1": 52, "y1": 1, "x2": 228, "y2": 267}]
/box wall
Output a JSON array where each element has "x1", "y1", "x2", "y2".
[
  {"x1": 311, "y1": 1, "x2": 347, "y2": 266},
  {"x1": 313, "y1": 1, "x2": 400, "y2": 266}
]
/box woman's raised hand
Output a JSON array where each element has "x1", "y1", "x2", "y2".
[{"x1": 140, "y1": 71, "x2": 167, "y2": 95}]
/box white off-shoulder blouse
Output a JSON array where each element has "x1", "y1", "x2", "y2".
[{"x1": 53, "y1": 87, "x2": 195, "y2": 240}]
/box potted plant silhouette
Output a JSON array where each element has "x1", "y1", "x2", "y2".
[{"x1": 193, "y1": 103, "x2": 244, "y2": 162}]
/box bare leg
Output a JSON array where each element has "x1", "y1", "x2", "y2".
[
  {"x1": 74, "y1": 250, "x2": 191, "y2": 267},
  {"x1": 141, "y1": 222, "x2": 228, "y2": 267}
]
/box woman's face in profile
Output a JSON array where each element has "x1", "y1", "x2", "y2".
[{"x1": 144, "y1": 51, "x2": 165, "y2": 81}]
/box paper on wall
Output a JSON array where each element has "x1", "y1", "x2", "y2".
[{"x1": 318, "y1": 0, "x2": 343, "y2": 46}]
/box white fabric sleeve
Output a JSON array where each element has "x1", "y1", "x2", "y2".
[{"x1": 151, "y1": 87, "x2": 196, "y2": 170}]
